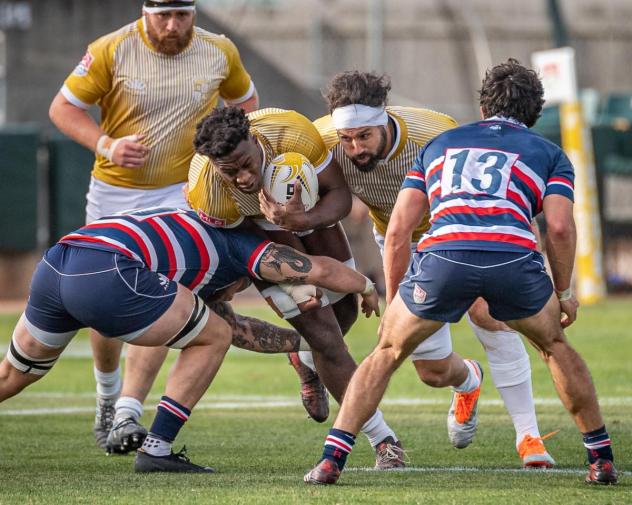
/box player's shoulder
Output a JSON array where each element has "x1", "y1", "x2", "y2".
[
  {"x1": 313, "y1": 114, "x2": 339, "y2": 150},
  {"x1": 193, "y1": 27, "x2": 238, "y2": 54},
  {"x1": 89, "y1": 20, "x2": 139, "y2": 54},
  {"x1": 249, "y1": 108, "x2": 314, "y2": 130},
  {"x1": 388, "y1": 106, "x2": 458, "y2": 146}
]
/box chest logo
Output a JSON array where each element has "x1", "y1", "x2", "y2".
[
  {"x1": 124, "y1": 79, "x2": 147, "y2": 94},
  {"x1": 193, "y1": 79, "x2": 213, "y2": 103}
]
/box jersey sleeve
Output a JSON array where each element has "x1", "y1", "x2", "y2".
[
  {"x1": 401, "y1": 147, "x2": 428, "y2": 193},
  {"x1": 544, "y1": 150, "x2": 575, "y2": 202},
  {"x1": 61, "y1": 35, "x2": 115, "y2": 109},
  {"x1": 187, "y1": 154, "x2": 245, "y2": 228},
  {"x1": 216, "y1": 36, "x2": 254, "y2": 104},
  {"x1": 224, "y1": 230, "x2": 272, "y2": 279}
]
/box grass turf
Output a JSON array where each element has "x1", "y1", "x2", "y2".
[{"x1": 0, "y1": 298, "x2": 629, "y2": 504}]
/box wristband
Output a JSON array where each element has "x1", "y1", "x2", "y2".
[
  {"x1": 361, "y1": 276, "x2": 375, "y2": 296},
  {"x1": 96, "y1": 134, "x2": 139, "y2": 162},
  {"x1": 556, "y1": 287, "x2": 572, "y2": 302}
]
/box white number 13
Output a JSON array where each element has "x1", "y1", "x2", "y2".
[{"x1": 440, "y1": 148, "x2": 517, "y2": 198}]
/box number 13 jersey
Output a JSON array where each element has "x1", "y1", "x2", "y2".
[{"x1": 402, "y1": 116, "x2": 575, "y2": 253}]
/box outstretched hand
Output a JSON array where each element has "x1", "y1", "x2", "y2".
[{"x1": 258, "y1": 181, "x2": 309, "y2": 231}]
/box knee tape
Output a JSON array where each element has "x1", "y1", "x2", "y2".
[
  {"x1": 322, "y1": 257, "x2": 356, "y2": 305},
  {"x1": 165, "y1": 294, "x2": 209, "y2": 349},
  {"x1": 260, "y1": 285, "x2": 330, "y2": 320},
  {"x1": 6, "y1": 336, "x2": 59, "y2": 376}
]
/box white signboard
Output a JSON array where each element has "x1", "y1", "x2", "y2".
[{"x1": 531, "y1": 47, "x2": 578, "y2": 105}]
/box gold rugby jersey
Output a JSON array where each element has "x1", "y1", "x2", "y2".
[
  {"x1": 314, "y1": 106, "x2": 457, "y2": 240},
  {"x1": 188, "y1": 108, "x2": 331, "y2": 227},
  {"x1": 62, "y1": 18, "x2": 254, "y2": 189}
]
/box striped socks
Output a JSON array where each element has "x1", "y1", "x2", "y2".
[
  {"x1": 141, "y1": 396, "x2": 190, "y2": 457},
  {"x1": 583, "y1": 425, "x2": 613, "y2": 463},
  {"x1": 322, "y1": 428, "x2": 356, "y2": 470}
]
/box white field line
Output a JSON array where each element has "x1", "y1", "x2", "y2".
[
  {"x1": 2, "y1": 395, "x2": 632, "y2": 416},
  {"x1": 346, "y1": 466, "x2": 630, "y2": 476}
]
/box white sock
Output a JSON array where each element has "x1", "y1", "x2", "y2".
[
  {"x1": 297, "y1": 350, "x2": 316, "y2": 372},
  {"x1": 498, "y1": 381, "x2": 541, "y2": 447},
  {"x1": 453, "y1": 359, "x2": 481, "y2": 393},
  {"x1": 141, "y1": 434, "x2": 171, "y2": 457},
  {"x1": 93, "y1": 365, "x2": 121, "y2": 399},
  {"x1": 467, "y1": 319, "x2": 540, "y2": 446},
  {"x1": 114, "y1": 396, "x2": 144, "y2": 423},
  {"x1": 360, "y1": 409, "x2": 397, "y2": 447}
]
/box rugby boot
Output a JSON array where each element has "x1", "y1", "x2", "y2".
[
  {"x1": 447, "y1": 360, "x2": 483, "y2": 448},
  {"x1": 93, "y1": 397, "x2": 116, "y2": 450},
  {"x1": 517, "y1": 432, "x2": 557, "y2": 468},
  {"x1": 374, "y1": 436, "x2": 406, "y2": 469},
  {"x1": 287, "y1": 352, "x2": 329, "y2": 422},
  {"x1": 134, "y1": 446, "x2": 215, "y2": 473},
  {"x1": 304, "y1": 459, "x2": 341, "y2": 485},
  {"x1": 106, "y1": 417, "x2": 148, "y2": 454},
  {"x1": 585, "y1": 459, "x2": 618, "y2": 485}
]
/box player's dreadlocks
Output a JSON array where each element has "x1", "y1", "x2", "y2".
[
  {"x1": 323, "y1": 71, "x2": 391, "y2": 113},
  {"x1": 194, "y1": 107, "x2": 251, "y2": 159},
  {"x1": 479, "y1": 59, "x2": 544, "y2": 128}
]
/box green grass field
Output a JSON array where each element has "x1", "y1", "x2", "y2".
[{"x1": 0, "y1": 298, "x2": 630, "y2": 504}]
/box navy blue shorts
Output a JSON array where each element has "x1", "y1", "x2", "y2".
[
  {"x1": 24, "y1": 244, "x2": 177, "y2": 347},
  {"x1": 399, "y1": 250, "x2": 553, "y2": 323}
]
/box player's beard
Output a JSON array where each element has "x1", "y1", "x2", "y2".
[
  {"x1": 146, "y1": 23, "x2": 193, "y2": 55},
  {"x1": 349, "y1": 127, "x2": 388, "y2": 173}
]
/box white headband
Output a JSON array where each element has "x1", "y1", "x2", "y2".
[
  {"x1": 331, "y1": 104, "x2": 388, "y2": 129},
  {"x1": 143, "y1": 6, "x2": 195, "y2": 13}
]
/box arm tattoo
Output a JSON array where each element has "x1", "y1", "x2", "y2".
[
  {"x1": 260, "y1": 245, "x2": 312, "y2": 282},
  {"x1": 206, "y1": 300, "x2": 301, "y2": 353}
]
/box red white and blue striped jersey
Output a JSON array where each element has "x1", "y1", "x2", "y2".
[
  {"x1": 402, "y1": 117, "x2": 575, "y2": 253},
  {"x1": 59, "y1": 208, "x2": 271, "y2": 299}
]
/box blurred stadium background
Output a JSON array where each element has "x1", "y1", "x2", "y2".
[{"x1": 1, "y1": 0, "x2": 632, "y2": 300}]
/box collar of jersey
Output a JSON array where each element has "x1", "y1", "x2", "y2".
[
  {"x1": 485, "y1": 115, "x2": 528, "y2": 128},
  {"x1": 383, "y1": 111, "x2": 405, "y2": 163}
]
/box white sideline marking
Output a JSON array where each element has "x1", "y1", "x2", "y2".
[
  {"x1": 346, "y1": 466, "x2": 630, "y2": 477},
  {"x1": 2, "y1": 395, "x2": 632, "y2": 416}
]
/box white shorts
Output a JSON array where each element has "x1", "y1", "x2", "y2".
[
  {"x1": 85, "y1": 177, "x2": 190, "y2": 223},
  {"x1": 373, "y1": 227, "x2": 452, "y2": 361}
]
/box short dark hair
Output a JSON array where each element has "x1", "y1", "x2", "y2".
[
  {"x1": 478, "y1": 59, "x2": 544, "y2": 127},
  {"x1": 194, "y1": 106, "x2": 250, "y2": 159},
  {"x1": 323, "y1": 71, "x2": 391, "y2": 113}
]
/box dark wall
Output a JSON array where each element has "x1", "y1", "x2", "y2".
[{"x1": 5, "y1": 0, "x2": 324, "y2": 125}]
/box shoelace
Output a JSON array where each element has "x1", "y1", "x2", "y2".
[
  {"x1": 454, "y1": 388, "x2": 481, "y2": 424},
  {"x1": 520, "y1": 430, "x2": 559, "y2": 456},
  {"x1": 377, "y1": 442, "x2": 411, "y2": 465},
  {"x1": 96, "y1": 400, "x2": 115, "y2": 428},
  {"x1": 173, "y1": 445, "x2": 191, "y2": 463}
]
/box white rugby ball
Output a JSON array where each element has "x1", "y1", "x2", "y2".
[{"x1": 263, "y1": 152, "x2": 319, "y2": 211}]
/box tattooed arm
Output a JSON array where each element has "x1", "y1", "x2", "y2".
[
  {"x1": 258, "y1": 244, "x2": 380, "y2": 317},
  {"x1": 206, "y1": 300, "x2": 302, "y2": 353}
]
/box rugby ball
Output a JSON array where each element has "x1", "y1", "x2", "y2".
[{"x1": 263, "y1": 153, "x2": 319, "y2": 211}]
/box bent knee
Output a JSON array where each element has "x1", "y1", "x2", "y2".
[
  {"x1": 468, "y1": 299, "x2": 507, "y2": 331},
  {"x1": 413, "y1": 359, "x2": 454, "y2": 388}
]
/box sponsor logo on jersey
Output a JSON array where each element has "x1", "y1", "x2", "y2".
[
  {"x1": 72, "y1": 51, "x2": 94, "y2": 77},
  {"x1": 193, "y1": 79, "x2": 212, "y2": 102},
  {"x1": 124, "y1": 78, "x2": 147, "y2": 94},
  {"x1": 197, "y1": 209, "x2": 226, "y2": 227},
  {"x1": 413, "y1": 283, "x2": 427, "y2": 304}
]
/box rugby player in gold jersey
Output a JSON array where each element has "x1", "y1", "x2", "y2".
[{"x1": 48, "y1": 0, "x2": 260, "y2": 451}]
